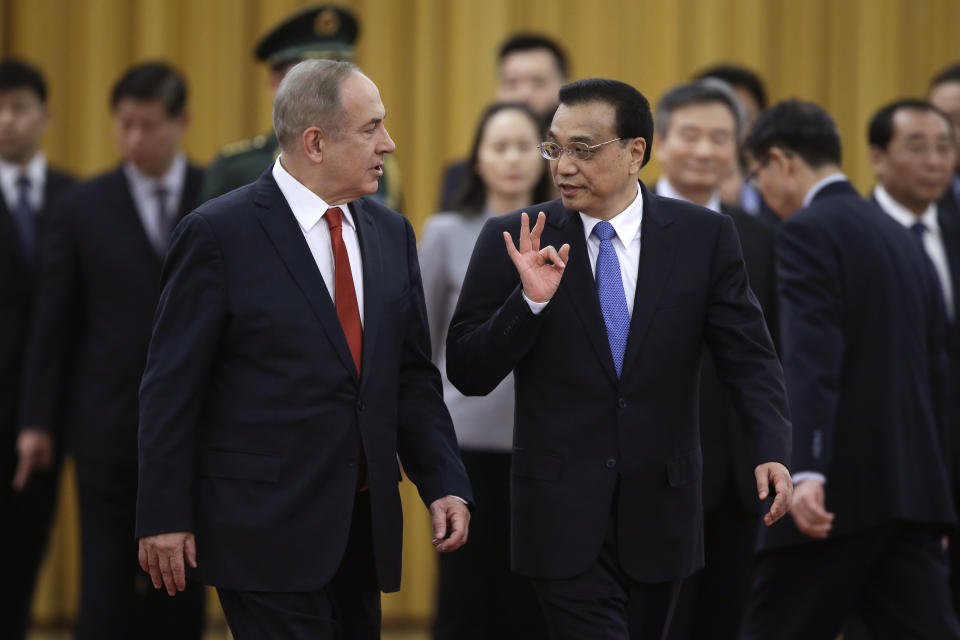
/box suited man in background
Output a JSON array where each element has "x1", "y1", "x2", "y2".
[
  {"x1": 437, "y1": 33, "x2": 568, "y2": 211},
  {"x1": 18, "y1": 62, "x2": 205, "y2": 640},
  {"x1": 930, "y1": 63, "x2": 960, "y2": 210},
  {"x1": 446, "y1": 78, "x2": 792, "y2": 639},
  {"x1": 741, "y1": 100, "x2": 959, "y2": 640},
  {"x1": 651, "y1": 80, "x2": 777, "y2": 640},
  {"x1": 0, "y1": 57, "x2": 75, "y2": 640},
  {"x1": 867, "y1": 98, "x2": 960, "y2": 616},
  {"x1": 136, "y1": 60, "x2": 472, "y2": 639}
]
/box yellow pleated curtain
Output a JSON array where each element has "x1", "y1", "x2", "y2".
[{"x1": 3, "y1": 0, "x2": 959, "y2": 627}]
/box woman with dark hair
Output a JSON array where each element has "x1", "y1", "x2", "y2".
[{"x1": 420, "y1": 102, "x2": 550, "y2": 639}]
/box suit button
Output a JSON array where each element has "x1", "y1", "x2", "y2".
[
  {"x1": 347, "y1": 458, "x2": 358, "y2": 468},
  {"x1": 605, "y1": 458, "x2": 617, "y2": 469},
  {"x1": 356, "y1": 400, "x2": 365, "y2": 412},
  {"x1": 617, "y1": 398, "x2": 627, "y2": 409}
]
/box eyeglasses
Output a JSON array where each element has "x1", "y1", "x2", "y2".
[{"x1": 537, "y1": 138, "x2": 623, "y2": 161}]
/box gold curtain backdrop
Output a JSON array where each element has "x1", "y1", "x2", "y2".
[{"x1": 3, "y1": 0, "x2": 959, "y2": 627}]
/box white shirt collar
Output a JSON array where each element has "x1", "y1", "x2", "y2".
[
  {"x1": 873, "y1": 185, "x2": 940, "y2": 233},
  {"x1": 579, "y1": 183, "x2": 644, "y2": 244},
  {"x1": 0, "y1": 152, "x2": 47, "y2": 209},
  {"x1": 802, "y1": 172, "x2": 847, "y2": 208},
  {"x1": 655, "y1": 176, "x2": 722, "y2": 213},
  {"x1": 124, "y1": 152, "x2": 187, "y2": 200},
  {"x1": 272, "y1": 156, "x2": 356, "y2": 233}
]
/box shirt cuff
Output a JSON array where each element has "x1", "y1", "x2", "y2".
[
  {"x1": 792, "y1": 471, "x2": 826, "y2": 486},
  {"x1": 451, "y1": 495, "x2": 468, "y2": 505},
  {"x1": 522, "y1": 291, "x2": 550, "y2": 315}
]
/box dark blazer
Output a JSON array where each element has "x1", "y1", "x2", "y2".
[
  {"x1": 0, "y1": 166, "x2": 75, "y2": 436},
  {"x1": 18, "y1": 164, "x2": 204, "y2": 463},
  {"x1": 758, "y1": 181, "x2": 956, "y2": 551},
  {"x1": 437, "y1": 159, "x2": 469, "y2": 212},
  {"x1": 135, "y1": 169, "x2": 472, "y2": 593},
  {"x1": 446, "y1": 182, "x2": 791, "y2": 583},
  {"x1": 699, "y1": 203, "x2": 778, "y2": 513}
]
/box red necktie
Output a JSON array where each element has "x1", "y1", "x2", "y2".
[{"x1": 325, "y1": 207, "x2": 363, "y2": 375}]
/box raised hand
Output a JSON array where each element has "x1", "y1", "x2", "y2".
[{"x1": 503, "y1": 211, "x2": 571, "y2": 303}]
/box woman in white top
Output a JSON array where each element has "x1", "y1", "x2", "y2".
[{"x1": 420, "y1": 101, "x2": 552, "y2": 639}]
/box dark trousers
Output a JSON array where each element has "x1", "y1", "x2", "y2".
[
  {"x1": 667, "y1": 486, "x2": 757, "y2": 640},
  {"x1": 433, "y1": 449, "x2": 547, "y2": 640},
  {"x1": 75, "y1": 458, "x2": 205, "y2": 640},
  {"x1": 218, "y1": 491, "x2": 381, "y2": 640},
  {"x1": 531, "y1": 485, "x2": 681, "y2": 640},
  {"x1": 742, "y1": 522, "x2": 960, "y2": 640},
  {"x1": 0, "y1": 431, "x2": 62, "y2": 640}
]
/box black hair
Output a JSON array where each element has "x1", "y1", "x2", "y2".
[
  {"x1": 452, "y1": 101, "x2": 553, "y2": 215},
  {"x1": 0, "y1": 58, "x2": 47, "y2": 104},
  {"x1": 743, "y1": 99, "x2": 841, "y2": 168},
  {"x1": 868, "y1": 98, "x2": 954, "y2": 150},
  {"x1": 110, "y1": 62, "x2": 187, "y2": 117},
  {"x1": 693, "y1": 64, "x2": 767, "y2": 110},
  {"x1": 558, "y1": 78, "x2": 654, "y2": 167},
  {"x1": 930, "y1": 63, "x2": 960, "y2": 90},
  {"x1": 498, "y1": 33, "x2": 568, "y2": 79},
  {"x1": 655, "y1": 80, "x2": 743, "y2": 140}
]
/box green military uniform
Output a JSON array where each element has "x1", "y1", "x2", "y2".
[{"x1": 200, "y1": 4, "x2": 403, "y2": 210}]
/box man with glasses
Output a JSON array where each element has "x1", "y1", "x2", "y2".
[
  {"x1": 741, "y1": 100, "x2": 959, "y2": 640},
  {"x1": 447, "y1": 78, "x2": 792, "y2": 639}
]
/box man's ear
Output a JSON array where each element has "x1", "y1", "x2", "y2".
[
  {"x1": 768, "y1": 146, "x2": 792, "y2": 174},
  {"x1": 302, "y1": 127, "x2": 324, "y2": 163},
  {"x1": 868, "y1": 146, "x2": 886, "y2": 179},
  {"x1": 630, "y1": 137, "x2": 647, "y2": 174}
]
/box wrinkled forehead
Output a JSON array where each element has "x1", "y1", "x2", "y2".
[{"x1": 548, "y1": 101, "x2": 616, "y2": 143}]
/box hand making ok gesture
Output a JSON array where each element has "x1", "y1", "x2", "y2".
[{"x1": 503, "y1": 211, "x2": 571, "y2": 303}]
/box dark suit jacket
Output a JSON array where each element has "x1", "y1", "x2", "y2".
[
  {"x1": 0, "y1": 167, "x2": 75, "y2": 437},
  {"x1": 18, "y1": 164, "x2": 204, "y2": 463},
  {"x1": 698, "y1": 203, "x2": 778, "y2": 513},
  {"x1": 134, "y1": 169, "x2": 472, "y2": 593},
  {"x1": 758, "y1": 181, "x2": 956, "y2": 551},
  {"x1": 437, "y1": 159, "x2": 469, "y2": 212},
  {"x1": 446, "y1": 182, "x2": 791, "y2": 583},
  {"x1": 934, "y1": 189, "x2": 960, "y2": 496}
]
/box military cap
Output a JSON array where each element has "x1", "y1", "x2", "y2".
[{"x1": 254, "y1": 5, "x2": 359, "y2": 67}]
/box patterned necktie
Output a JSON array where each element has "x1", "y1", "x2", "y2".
[
  {"x1": 154, "y1": 186, "x2": 172, "y2": 255},
  {"x1": 325, "y1": 206, "x2": 363, "y2": 374},
  {"x1": 13, "y1": 173, "x2": 36, "y2": 262},
  {"x1": 592, "y1": 220, "x2": 630, "y2": 378}
]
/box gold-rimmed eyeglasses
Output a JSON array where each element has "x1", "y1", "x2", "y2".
[{"x1": 537, "y1": 138, "x2": 623, "y2": 161}]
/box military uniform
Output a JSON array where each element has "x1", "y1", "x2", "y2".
[{"x1": 200, "y1": 4, "x2": 403, "y2": 210}]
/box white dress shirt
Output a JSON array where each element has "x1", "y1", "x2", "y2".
[
  {"x1": 874, "y1": 185, "x2": 955, "y2": 321},
  {"x1": 655, "y1": 176, "x2": 722, "y2": 213},
  {"x1": 272, "y1": 157, "x2": 364, "y2": 325},
  {"x1": 124, "y1": 153, "x2": 187, "y2": 253},
  {"x1": 0, "y1": 152, "x2": 46, "y2": 213},
  {"x1": 526, "y1": 185, "x2": 644, "y2": 315}
]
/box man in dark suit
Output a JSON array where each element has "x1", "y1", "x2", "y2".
[
  {"x1": 930, "y1": 63, "x2": 960, "y2": 211},
  {"x1": 0, "y1": 57, "x2": 75, "y2": 640},
  {"x1": 136, "y1": 60, "x2": 472, "y2": 640},
  {"x1": 867, "y1": 98, "x2": 960, "y2": 618},
  {"x1": 651, "y1": 80, "x2": 778, "y2": 640},
  {"x1": 437, "y1": 33, "x2": 567, "y2": 211},
  {"x1": 18, "y1": 62, "x2": 205, "y2": 640},
  {"x1": 741, "y1": 100, "x2": 960, "y2": 639},
  {"x1": 446, "y1": 78, "x2": 792, "y2": 640}
]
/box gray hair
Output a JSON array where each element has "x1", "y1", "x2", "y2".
[
  {"x1": 654, "y1": 78, "x2": 745, "y2": 140},
  {"x1": 273, "y1": 59, "x2": 358, "y2": 152}
]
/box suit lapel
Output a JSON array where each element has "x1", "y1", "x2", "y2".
[
  {"x1": 352, "y1": 198, "x2": 382, "y2": 391},
  {"x1": 552, "y1": 206, "x2": 620, "y2": 385},
  {"x1": 622, "y1": 186, "x2": 677, "y2": 375},
  {"x1": 254, "y1": 173, "x2": 359, "y2": 379}
]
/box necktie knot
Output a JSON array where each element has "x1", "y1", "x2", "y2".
[
  {"x1": 325, "y1": 206, "x2": 343, "y2": 230},
  {"x1": 592, "y1": 220, "x2": 616, "y2": 242},
  {"x1": 911, "y1": 221, "x2": 927, "y2": 235},
  {"x1": 16, "y1": 173, "x2": 30, "y2": 192}
]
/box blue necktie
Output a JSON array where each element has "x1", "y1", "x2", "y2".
[
  {"x1": 592, "y1": 221, "x2": 630, "y2": 378},
  {"x1": 12, "y1": 173, "x2": 36, "y2": 262},
  {"x1": 154, "y1": 185, "x2": 172, "y2": 256}
]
